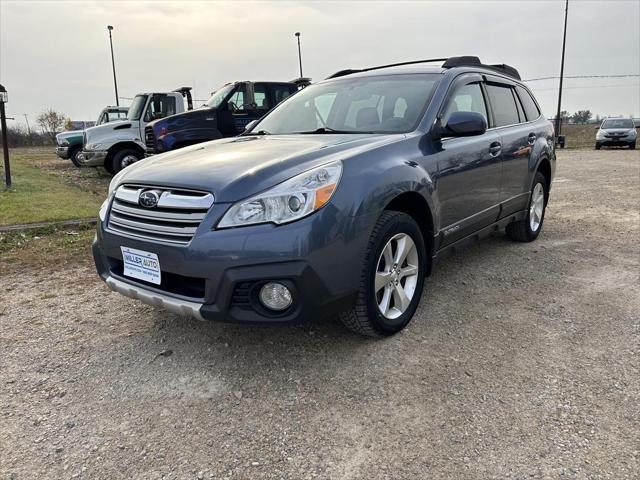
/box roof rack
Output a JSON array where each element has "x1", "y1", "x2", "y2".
[{"x1": 327, "y1": 56, "x2": 521, "y2": 81}]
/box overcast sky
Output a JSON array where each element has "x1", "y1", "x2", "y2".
[{"x1": 1, "y1": 0, "x2": 639, "y2": 128}]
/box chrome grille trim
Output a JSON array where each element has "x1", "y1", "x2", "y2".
[{"x1": 107, "y1": 184, "x2": 214, "y2": 245}]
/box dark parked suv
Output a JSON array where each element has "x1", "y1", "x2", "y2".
[{"x1": 93, "y1": 56, "x2": 555, "y2": 336}]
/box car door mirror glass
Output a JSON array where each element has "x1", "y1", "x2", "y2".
[{"x1": 443, "y1": 111, "x2": 487, "y2": 137}]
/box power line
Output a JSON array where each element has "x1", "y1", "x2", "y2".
[
  {"x1": 525, "y1": 74, "x2": 640, "y2": 82},
  {"x1": 530, "y1": 83, "x2": 640, "y2": 92}
]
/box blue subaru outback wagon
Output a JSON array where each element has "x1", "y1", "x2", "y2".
[{"x1": 93, "y1": 56, "x2": 555, "y2": 336}]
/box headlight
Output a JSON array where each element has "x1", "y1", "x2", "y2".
[
  {"x1": 86, "y1": 143, "x2": 104, "y2": 151},
  {"x1": 59, "y1": 139, "x2": 69, "y2": 146},
  {"x1": 627, "y1": 129, "x2": 637, "y2": 138},
  {"x1": 218, "y1": 161, "x2": 342, "y2": 228},
  {"x1": 596, "y1": 130, "x2": 605, "y2": 139},
  {"x1": 98, "y1": 198, "x2": 110, "y2": 221}
]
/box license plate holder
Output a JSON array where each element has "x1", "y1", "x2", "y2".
[{"x1": 121, "y1": 247, "x2": 161, "y2": 285}]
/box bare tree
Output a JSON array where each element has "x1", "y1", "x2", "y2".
[{"x1": 36, "y1": 109, "x2": 67, "y2": 143}]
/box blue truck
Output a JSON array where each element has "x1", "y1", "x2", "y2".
[{"x1": 144, "y1": 79, "x2": 309, "y2": 155}]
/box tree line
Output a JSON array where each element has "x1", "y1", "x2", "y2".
[{"x1": 1, "y1": 108, "x2": 69, "y2": 147}]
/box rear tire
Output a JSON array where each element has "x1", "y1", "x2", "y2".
[
  {"x1": 506, "y1": 172, "x2": 547, "y2": 243},
  {"x1": 109, "y1": 149, "x2": 142, "y2": 174},
  {"x1": 339, "y1": 211, "x2": 427, "y2": 337}
]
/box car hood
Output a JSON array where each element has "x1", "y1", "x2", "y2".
[
  {"x1": 84, "y1": 119, "x2": 141, "y2": 146},
  {"x1": 57, "y1": 130, "x2": 83, "y2": 141},
  {"x1": 148, "y1": 107, "x2": 216, "y2": 132},
  {"x1": 115, "y1": 133, "x2": 402, "y2": 202},
  {"x1": 600, "y1": 128, "x2": 635, "y2": 134}
]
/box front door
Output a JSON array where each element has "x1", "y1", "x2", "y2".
[{"x1": 433, "y1": 77, "x2": 502, "y2": 245}]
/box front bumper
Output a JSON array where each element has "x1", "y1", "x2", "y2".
[
  {"x1": 92, "y1": 206, "x2": 373, "y2": 324},
  {"x1": 55, "y1": 146, "x2": 69, "y2": 159},
  {"x1": 79, "y1": 150, "x2": 108, "y2": 167}
]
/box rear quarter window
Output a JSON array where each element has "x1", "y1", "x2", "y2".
[
  {"x1": 486, "y1": 84, "x2": 520, "y2": 127},
  {"x1": 516, "y1": 85, "x2": 541, "y2": 121}
]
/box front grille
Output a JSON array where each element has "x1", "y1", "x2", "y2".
[
  {"x1": 145, "y1": 126, "x2": 156, "y2": 154},
  {"x1": 107, "y1": 184, "x2": 214, "y2": 245}
]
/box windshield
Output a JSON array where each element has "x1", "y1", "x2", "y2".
[
  {"x1": 601, "y1": 118, "x2": 634, "y2": 129},
  {"x1": 127, "y1": 95, "x2": 148, "y2": 120},
  {"x1": 252, "y1": 74, "x2": 440, "y2": 134},
  {"x1": 205, "y1": 85, "x2": 235, "y2": 108}
]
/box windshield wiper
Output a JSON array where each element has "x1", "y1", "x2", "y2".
[{"x1": 295, "y1": 127, "x2": 371, "y2": 134}]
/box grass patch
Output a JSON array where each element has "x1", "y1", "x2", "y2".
[
  {"x1": 0, "y1": 148, "x2": 110, "y2": 226},
  {"x1": 0, "y1": 223, "x2": 96, "y2": 273}
]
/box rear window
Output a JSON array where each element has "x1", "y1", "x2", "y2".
[
  {"x1": 516, "y1": 86, "x2": 541, "y2": 121},
  {"x1": 486, "y1": 84, "x2": 519, "y2": 127}
]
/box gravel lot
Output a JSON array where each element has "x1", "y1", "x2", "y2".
[{"x1": 1, "y1": 149, "x2": 638, "y2": 479}]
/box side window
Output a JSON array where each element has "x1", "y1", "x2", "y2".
[
  {"x1": 513, "y1": 89, "x2": 525, "y2": 123},
  {"x1": 254, "y1": 84, "x2": 269, "y2": 111},
  {"x1": 144, "y1": 94, "x2": 176, "y2": 122},
  {"x1": 442, "y1": 83, "x2": 488, "y2": 125},
  {"x1": 515, "y1": 85, "x2": 541, "y2": 121},
  {"x1": 486, "y1": 84, "x2": 520, "y2": 127},
  {"x1": 228, "y1": 86, "x2": 247, "y2": 111}
]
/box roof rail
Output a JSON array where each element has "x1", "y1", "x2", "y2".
[{"x1": 326, "y1": 56, "x2": 521, "y2": 81}]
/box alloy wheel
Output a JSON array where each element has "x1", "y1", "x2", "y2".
[
  {"x1": 374, "y1": 233, "x2": 420, "y2": 319},
  {"x1": 529, "y1": 183, "x2": 545, "y2": 232}
]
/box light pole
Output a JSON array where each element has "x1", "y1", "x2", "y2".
[
  {"x1": 294, "y1": 32, "x2": 303, "y2": 78},
  {"x1": 0, "y1": 84, "x2": 11, "y2": 188},
  {"x1": 555, "y1": 0, "x2": 568, "y2": 148},
  {"x1": 107, "y1": 25, "x2": 119, "y2": 106}
]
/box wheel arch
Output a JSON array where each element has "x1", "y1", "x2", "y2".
[{"x1": 383, "y1": 191, "x2": 436, "y2": 275}]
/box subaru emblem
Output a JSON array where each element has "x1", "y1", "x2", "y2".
[{"x1": 139, "y1": 190, "x2": 160, "y2": 208}]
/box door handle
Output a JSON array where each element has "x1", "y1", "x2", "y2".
[
  {"x1": 489, "y1": 141, "x2": 502, "y2": 157},
  {"x1": 528, "y1": 133, "x2": 537, "y2": 145}
]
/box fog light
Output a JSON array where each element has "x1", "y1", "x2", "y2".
[{"x1": 259, "y1": 282, "x2": 292, "y2": 311}]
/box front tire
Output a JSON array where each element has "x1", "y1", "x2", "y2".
[
  {"x1": 339, "y1": 211, "x2": 427, "y2": 337},
  {"x1": 109, "y1": 149, "x2": 142, "y2": 174},
  {"x1": 630, "y1": 142, "x2": 636, "y2": 150},
  {"x1": 69, "y1": 147, "x2": 83, "y2": 167},
  {"x1": 595, "y1": 143, "x2": 602, "y2": 150},
  {"x1": 506, "y1": 172, "x2": 548, "y2": 242}
]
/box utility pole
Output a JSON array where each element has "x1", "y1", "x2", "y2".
[
  {"x1": 23, "y1": 114, "x2": 32, "y2": 145},
  {"x1": 555, "y1": 0, "x2": 568, "y2": 147},
  {"x1": 0, "y1": 84, "x2": 11, "y2": 188},
  {"x1": 107, "y1": 25, "x2": 119, "y2": 106},
  {"x1": 295, "y1": 32, "x2": 303, "y2": 78}
]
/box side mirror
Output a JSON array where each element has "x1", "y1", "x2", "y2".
[
  {"x1": 441, "y1": 111, "x2": 487, "y2": 138},
  {"x1": 244, "y1": 120, "x2": 258, "y2": 132}
]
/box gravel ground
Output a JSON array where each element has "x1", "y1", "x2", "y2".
[{"x1": 1, "y1": 149, "x2": 639, "y2": 480}]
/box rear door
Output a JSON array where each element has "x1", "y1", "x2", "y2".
[
  {"x1": 434, "y1": 74, "x2": 503, "y2": 245},
  {"x1": 485, "y1": 79, "x2": 536, "y2": 216}
]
